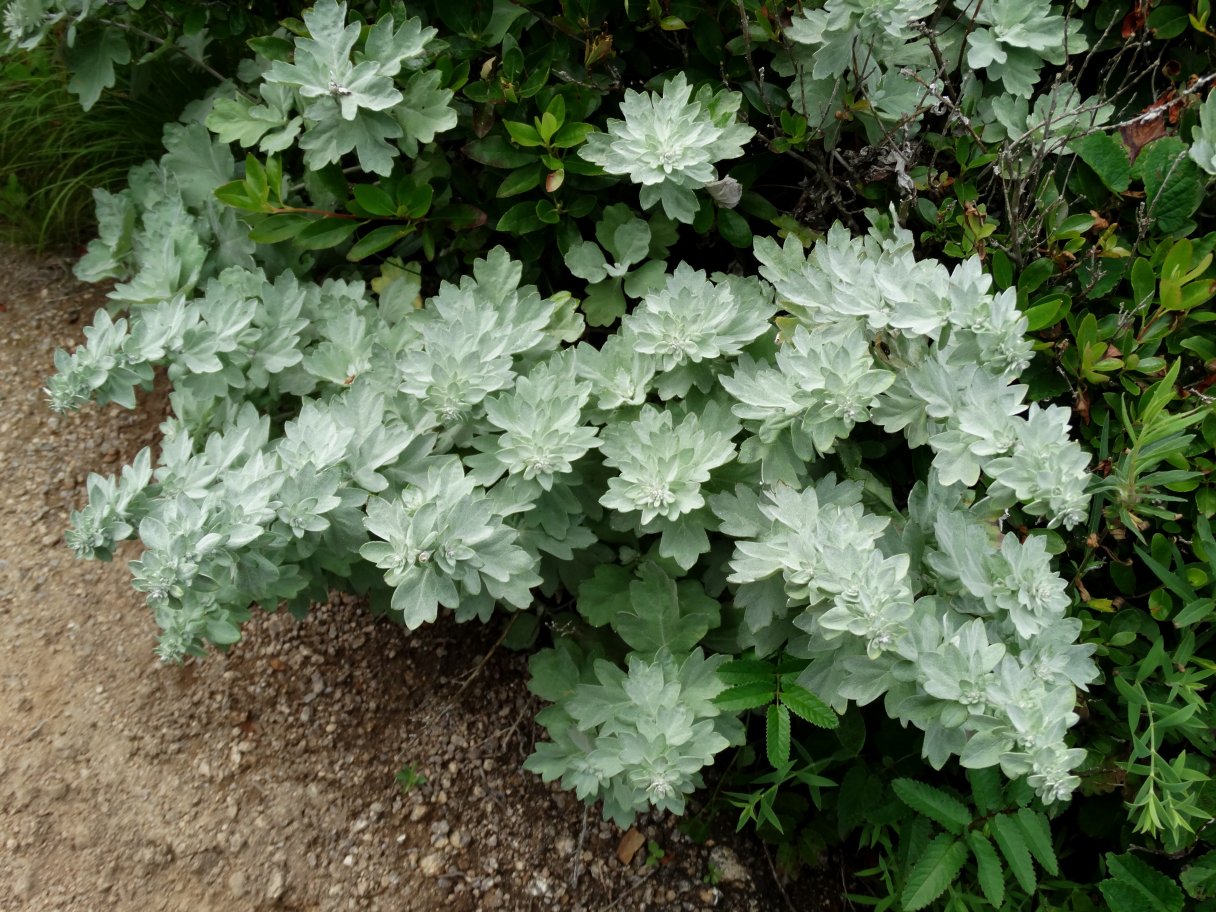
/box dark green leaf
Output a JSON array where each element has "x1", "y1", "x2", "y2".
[
  {"x1": 294, "y1": 217, "x2": 360, "y2": 250},
  {"x1": 779, "y1": 683, "x2": 839, "y2": 729},
  {"x1": 347, "y1": 225, "x2": 411, "y2": 261},
  {"x1": 992, "y1": 813, "x2": 1036, "y2": 894},
  {"x1": 496, "y1": 201, "x2": 547, "y2": 234},
  {"x1": 716, "y1": 658, "x2": 777, "y2": 685},
  {"x1": 1102, "y1": 853, "x2": 1185, "y2": 912},
  {"x1": 717, "y1": 209, "x2": 752, "y2": 248},
  {"x1": 1071, "y1": 133, "x2": 1131, "y2": 193},
  {"x1": 893, "y1": 779, "x2": 972, "y2": 834},
  {"x1": 766, "y1": 703, "x2": 791, "y2": 768},
  {"x1": 1133, "y1": 138, "x2": 1205, "y2": 235},
  {"x1": 431, "y1": 204, "x2": 487, "y2": 229},
  {"x1": 248, "y1": 213, "x2": 313, "y2": 244},
  {"x1": 967, "y1": 767, "x2": 1003, "y2": 816},
  {"x1": 714, "y1": 681, "x2": 777, "y2": 711},
  {"x1": 968, "y1": 832, "x2": 1006, "y2": 909},
  {"x1": 576, "y1": 565, "x2": 633, "y2": 627},
  {"x1": 1015, "y1": 808, "x2": 1058, "y2": 876},
  {"x1": 504, "y1": 120, "x2": 544, "y2": 147},
  {"x1": 550, "y1": 122, "x2": 595, "y2": 149},
  {"x1": 901, "y1": 834, "x2": 968, "y2": 911},
  {"x1": 246, "y1": 35, "x2": 294, "y2": 61},
  {"x1": 351, "y1": 184, "x2": 397, "y2": 217},
  {"x1": 464, "y1": 135, "x2": 537, "y2": 168},
  {"x1": 497, "y1": 164, "x2": 544, "y2": 197}
]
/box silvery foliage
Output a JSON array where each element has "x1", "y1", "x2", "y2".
[
  {"x1": 205, "y1": 0, "x2": 456, "y2": 174},
  {"x1": 779, "y1": 0, "x2": 1099, "y2": 161},
  {"x1": 526, "y1": 566, "x2": 744, "y2": 825},
  {"x1": 1189, "y1": 89, "x2": 1216, "y2": 176},
  {"x1": 578, "y1": 73, "x2": 755, "y2": 223},
  {"x1": 562, "y1": 204, "x2": 675, "y2": 326},
  {"x1": 3, "y1": 0, "x2": 130, "y2": 108},
  {"x1": 52, "y1": 63, "x2": 1099, "y2": 810}
]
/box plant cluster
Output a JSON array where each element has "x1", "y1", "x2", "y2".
[{"x1": 10, "y1": 0, "x2": 1216, "y2": 909}]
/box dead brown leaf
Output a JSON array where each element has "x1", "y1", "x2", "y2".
[{"x1": 615, "y1": 827, "x2": 646, "y2": 866}]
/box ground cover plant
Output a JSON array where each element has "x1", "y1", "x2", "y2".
[{"x1": 7, "y1": 0, "x2": 1216, "y2": 908}]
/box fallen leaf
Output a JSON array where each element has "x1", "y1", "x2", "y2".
[
  {"x1": 615, "y1": 827, "x2": 646, "y2": 866},
  {"x1": 1121, "y1": 114, "x2": 1166, "y2": 162}
]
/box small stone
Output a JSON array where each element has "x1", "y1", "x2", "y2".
[
  {"x1": 419, "y1": 853, "x2": 444, "y2": 877},
  {"x1": 266, "y1": 868, "x2": 286, "y2": 901},
  {"x1": 409, "y1": 803, "x2": 429, "y2": 822},
  {"x1": 228, "y1": 870, "x2": 248, "y2": 898},
  {"x1": 13, "y1": 868, "x2": 35, "y2": 897},
  {"x1": 708, "y1": 846, "x2": 750, "y2": 886}
]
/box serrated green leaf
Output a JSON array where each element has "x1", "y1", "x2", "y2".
[
  {"x1": 992, "y1": 813, "x2": 1036, "y2": 894},
  {"x1": 713, "y1": 681, "x2": 777, "y2": 710},
  {"x1": 717, "y1": 658, "x2": 777, "y2": 685},
  {"x1": 766, "y1": 703, "x2": 791, "y2": 768},
  {"x1": 893, "y1": 779, "x2": 972, "y2": 834},
  {"x1": 1015, "y1": 808, "x2": 1058, "y2": 876},
  {"x1": 779, "y1": 682, "x2": 839, "y2": 729},
  {"x1": 967, "y1": 767, "x2": 1003, "y2": 816},
  {"x1": 902, "y1": 834, "x2": 968, "y2": 911},
  {"x1": 1133, "y1": 137, "x2": 1205, "y2": 235},
  {"x1": 1181, "y1": 850, "x2": 1216, "y2": 900},
  {"x1": 1102, "y1": 853, "x2": 1185, "y2": 912},
  {"x1": 968, "y1": 832, "x2": 1006, "y2": 909}
]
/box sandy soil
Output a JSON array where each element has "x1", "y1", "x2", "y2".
[{"x1": 0, "y1": 248, "x2": 844, "y2": 912}]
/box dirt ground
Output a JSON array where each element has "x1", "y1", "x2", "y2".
[{"x1": 0, "y1": 248, "x2": 846, "y2": 911}]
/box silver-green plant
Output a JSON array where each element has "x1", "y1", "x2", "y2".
[{"x1": 578, "y1": 73, "x2": 755, "y2": 223}]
